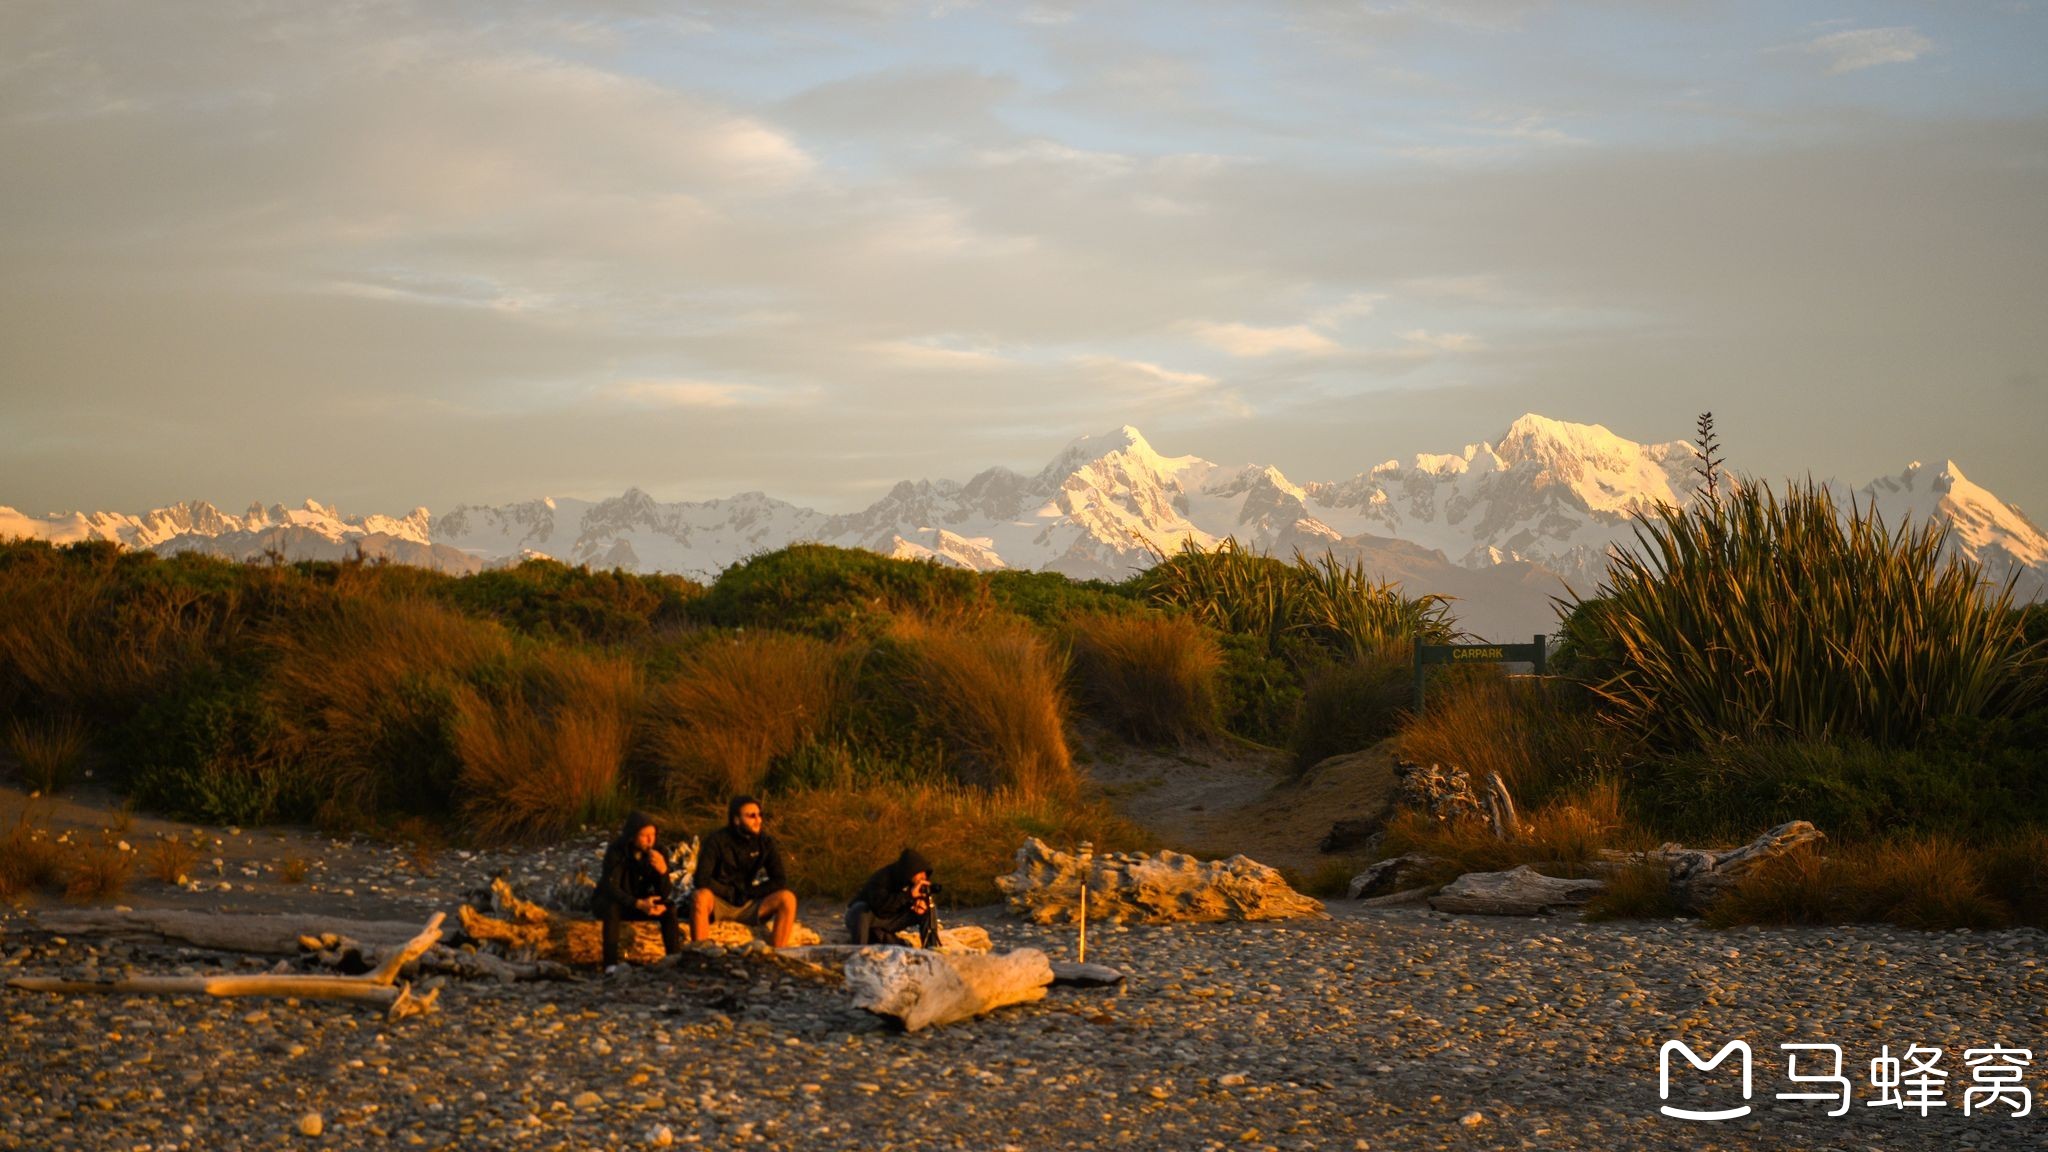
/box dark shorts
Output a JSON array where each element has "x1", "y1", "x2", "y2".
[{"x1": 704, "y1": 891, "x2": 780, "y2": 924}]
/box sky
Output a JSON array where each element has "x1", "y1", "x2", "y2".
[{"x1": 3, "y1": 0, "x2": 2045, "y2": 518}]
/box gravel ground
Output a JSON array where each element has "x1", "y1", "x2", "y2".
[{"x1": 5, "y1": 899, "x2": 2045, "y2": 1152}]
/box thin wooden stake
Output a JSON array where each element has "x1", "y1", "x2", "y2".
[{"x1": 1076, "y1": 841, "x2": 1092, "y2": 964}]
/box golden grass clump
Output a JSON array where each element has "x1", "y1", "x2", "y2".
[
  {"x1": 1707, "y1": 838, "x2": 2010, "y2": 931},
  {"x1": 63, "y1": 836, "x2": 133, "y2": 904},
  {"x1": 454, "y1": 649, "x2": 638, "y2": 844},
  {"x1": 1396, "y1": 673, "x2": 1619, "y2": 803},
  {"x1": 1066, "y1": 611, "x2": 1222, "y2": 744},
  {"x1": 1375, "y1": 782, "x2": 1632, "y2": 883},
  {"x1": 644, "y1": 632, "x2": 846, "y2": 802},
  {"x1": 1584, "y1": 862, "x2": 1684, "y2": 921},
  {"x1": 768, "y1": 782, "x2": 1155, "y2": 905},
  {"x1": 4, "y1": 715, "x2": 92, "y2": 793},
  {"x1": 277, "y1": 855, "x2": 310, "y2": 884},
  {"x1": 0, "y1": 812, "x2": 66, "y2": 898},
  {"x1": 145, "y1": 834, "x2": 199, "y2": 884},
  {"x1": 888, "y1": 617, "x2": 1075, "y2": 802}
]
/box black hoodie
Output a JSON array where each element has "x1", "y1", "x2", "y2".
[
  {"x1": 693, "y1": 823, "x2": 788, "y2": 906},
  {"x1": 853, "y1": 848, "x2": 934, "y2": 920},
  {"x1": 591, "y1": 812, "x2": 672, "y2": 915}
]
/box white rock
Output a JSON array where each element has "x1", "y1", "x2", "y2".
[{"x1": 846, "y1": 946, "x2": 1053, "y2": 1031}]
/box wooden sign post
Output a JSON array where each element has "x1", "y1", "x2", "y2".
[{"x1": 1412, "y1": 635, "x2": 1548, "y2": 715}]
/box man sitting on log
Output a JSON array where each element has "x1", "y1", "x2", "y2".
[
  {"x1": 690, "y1": 796, "x2": 799, "y2": 948},
  {"x1": 592, "y1": 812, "x2": 683, "y2": 972},
  {"x1": 846, "y1": 848, "x2": 940, "y2": 948}
]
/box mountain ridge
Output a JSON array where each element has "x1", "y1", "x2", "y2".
[{"x1": 6, "y1": 415, "x2": 2043, "y2": 640}]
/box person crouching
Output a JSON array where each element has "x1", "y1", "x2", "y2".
[
  {"x1": 846, "y1": 848, "x2": 939, "y2": 948},
  {"x1": 591, "y1": 811, "x2": 682, "y2": 972}
]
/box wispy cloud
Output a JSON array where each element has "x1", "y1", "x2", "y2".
[
  {"x1": 1798, "y1": 26, "x2": 1935, "y2": 75},
  {"x1": 597, "y1": 378, "x2": 771, "y2": 409},
  {"x1": 1191, "y1": 322, "x2": 1337, "y2": 357},
  {"x1": 1398, "y1": 329, "x2": 1478, "y2": 351}
]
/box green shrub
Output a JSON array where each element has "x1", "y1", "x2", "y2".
[
  {"x1": 987, "y1": 569, "x2": 1140, "y2": 624},
  {"x1": 1213, "y1": 632, "x2": 1301, "y2": 745},
  {"x1": 127, "y1": 667, "x2": 311, "y2": 825},
  {"x1": 440, "y1": 558, "x2": 702, "y2": 644},
  {"x1": 1067, "y1": 611, "x2": 1222, "y2": 744},
  {"x1": 1562, "y1": 482, "x2": 2042, "y2": 750},
  {"x1": 693, "y1": 545, "x2": 986, "y2": 639},
  {"x1": 1289, "y1": 652, "x2": 1410, "y2": 772}
]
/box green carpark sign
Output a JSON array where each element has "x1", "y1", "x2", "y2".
[{"x1": 1412, "y1": 635, "x2": 1549, "y2": 714}]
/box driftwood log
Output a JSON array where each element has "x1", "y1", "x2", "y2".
[
  {"x1": 28, "y1": 908, "x2": 430, "y2": 955},
  {"x1": 1653, "y1": 821, "x2": 1825, "y2": 913},
  {"x1": 458, "y1": 878, "x2": 820, "y2": 966},
  {"x1": 1347, "y1": 854, "x2": 1448, "y2": 901},
  {"x1": 845, "y1": 946, "x2": 1054, "y2": 1031},
  {"x1": 7, "y1": 914, "x2": 446, "y2": 1021},
  {"x1": 1429, "y1": 866, "x2": 1605, "y2": 916},
  {"x1": 997, "y1": 838, "x2": 1327, "y2": 925}
]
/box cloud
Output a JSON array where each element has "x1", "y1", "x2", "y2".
[
  {"x1": 1799, "y1": 27, "x2": 1935, "y2": 75},
  {"x1": 1192, "y1": 322, "x2": 1338, "y2": 357},
  {"x1": 595, "y1": 378, "x2": 773, "y2": 409},
  {"x1": 1398, "y1": 329, "x2": 1478, "y2": 351}
]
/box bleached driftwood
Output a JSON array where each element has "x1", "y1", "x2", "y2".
[
  {"x1": 30, "y1": 909, "x2": 428, "y2": 955},
  {"x1": 1481, "y1": 771, "x2": 1523, "y2": 842},
  {"x1": 1347, "y1": 854, "x2": 1447, "y2": 901},
  {"x1": 459, "y1": 877, "x2": 819, "y2": 967},
  {"x1": 845, "y1": 946, "x2": 1054, "y2": 1032},
  {"x1": 1429, "y1": 866, "x2": 1605, "y2": 916},
  {"x1": 1655, "y1": 821, "x2": 1825, "y2": 912},
  {"x1": 997, "y1": 838, "x2": 1327, "y2": 925},
  {"x1": 7, "y1": 914, "x2": 446, "y2": 1021}
]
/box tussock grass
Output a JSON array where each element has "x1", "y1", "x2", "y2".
[
  {"x1": 886, "y1": 616, "x2": 1075, "y2": 802},
  {"x1": 1562, "y1": 482, "x2": 2043, "y2": 750},
  {"x1": 644, "y1": 632, "x2": 846, "y2": 802},
  {"x1": 5, "y1": 715, "x2": 92, "y2": 792},
  {"x1": 1709, "y1": 838, "x2": 2018, "y2": 931},
  {"x1": 145, "y1": 834, "x2": 198, "y2": 884},
  {"x1": 1585, "y1": 862, "x2": 1684, "y2": 922},
  {"x1": 454, "y1": 649, "x2": 638, "y2": 843},
  {"x1": 277, "y1": 855, "x2": 310, "y2": 884},
  {"x1": 1290, "y1": 651, "x2": 1411, "y2": 772},
  {"x1": 1396, "y1": 672, "x2": 1621, "y2": 804},
  {"x1": 0, "y1": 812, "x2": 65, "y2": 898},
  {"x1": 63, "y1": 836, "x2": 132, "y2": 904},
  {"x1": 1066, "y1": 611, "x2": 1221, "y2": 744},
  {"x1": 769, "y1": 782, "x2": 1154, "y2": 904},
  {"x1": 1376, "y1": 782, "x2": 1631, "y2": 881}
]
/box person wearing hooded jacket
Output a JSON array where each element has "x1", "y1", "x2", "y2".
[
  {"x1": 845, "y1": 848, "x2": 939, "y2": 948},
  {"x1": 690, "y1": 795, "x2": 799, "y2": 947},
  {"x1": 591, "y1": 811, "x2": 682, "y2": 971}
]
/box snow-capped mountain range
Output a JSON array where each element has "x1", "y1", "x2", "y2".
[{"x1": 6, "y1": 415, "x2": 2043, "y2": 641}]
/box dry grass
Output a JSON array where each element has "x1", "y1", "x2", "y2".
[
  {"x1": 4, "y1": 715, "x2": 92, "y2": 793},
  {"x1": 1066, "y1": 612, "x2": 1222, "y2": 744},
  {"x1": 264, "y1": 593, "x2": 513, "y2": 815},
  {"x1": 1376, "y1": 781, "x2": 1633, "y2": 882},
  {"x1": 63, "y1": 836, "x2": 133, "y2": 903},
  {"x1": 889, "y1": 617, "x2": 1075, "y2": 802},
  {"x1": 390, "y1": 815, "x2": 443, "y2": 877},
  {"x1": 1709, "y1": 838, "x2": 2014, "y2": 931},
  {"x1": 454, "y1": 648, "x2": 638, "y2": 843},
  {"x1": 1980, "y1": 828, "x2": 2048, "y2": 925},
  {"x1": 644, "y1": 632, "x2": 846, "y2": 802},
  {"x1": 1397, "y1": 673, "x2": 1622, "y2": 804},
  {"x1": 768, "y1": 782, "x2": 1154, "y2": 905},
  {"x1": 0, "y1": 811, "x2": 66, "y2": 898},
  {"x1": 145, "y1": 834, "x2": 198, "y2": 884},
  {"x1": 1585, "y1": 862, "x2": 1684, "y2": 921},
  {"x1": 277, "y1": 855, "x2": 310, "y2": 884}
]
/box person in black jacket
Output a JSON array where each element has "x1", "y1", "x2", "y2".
[
  {"x1": 846, "y1": 848, "x2": 938, "y2": 948},
  {"x1": 590, "y1": 811, "x2": 682, "y2": 971},
  {"x1": 690, "y1": 795, "x2": 798, "y2": 948}
]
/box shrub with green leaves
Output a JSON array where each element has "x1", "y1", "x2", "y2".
[
  {"x1": 693, "y1": 544, "x2": 986, "y2": 639},
  {"x1": 1562, "y1": 481, "x2": 2043, "y2": 750}
]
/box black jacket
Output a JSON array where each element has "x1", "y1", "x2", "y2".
[
  {"x1": 591, "y1": 840, "x2": 673, "y2": 915},
  {"x1": 853, "y1": 849, "x2": 933, "y2": 920},
  {"x1": 693, "y1": 826, "x2": 788, "y2": 906}
]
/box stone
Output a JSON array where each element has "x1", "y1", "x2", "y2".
[
  {"x1": 1346, "y1": 854, "x2": 1447, "y2": 901},
  {"x1": 995, "y1": 838, "x2": 1327, "y2": 925},
  {"x1": 1048, "y1": 961, "x2": 1124, "y2": 987},
  {"x1": 845, "y1": 946, "x2": 1054, "y2": 1032},
  {"x1": 1428, "y1": 865, "x2": 1605, "y2": 916},
  {"x1": 297, "y1": 1112, "x2": 323, "y2": 1137}
]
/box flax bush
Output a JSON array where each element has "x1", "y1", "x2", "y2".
[{"x1": 1561, "y1": 482, "x2": 2042, "y2": 751}]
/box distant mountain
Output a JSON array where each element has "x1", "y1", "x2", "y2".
[{"x1": 6, "y1": 415, "x2": 2043, "y2": 640}]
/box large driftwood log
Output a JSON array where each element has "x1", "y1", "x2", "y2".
[
  {"x1": 29, "y1": 909, "x2": 430, "y2": 955},
  {"x1": 997, "y1": 838, "x2": 1327, "y2": 925},
  {"x1": 459, "y1": 878, "x2": 819, "y2": 966},
  {"x1": 8, "y1": 914, "x2": 445, "y2": 1021},
  {"x1": 1656, "y1": 821, "x2": 1825, "y2": 913},
  {"x1": 845, "y1": 947, "x2": 1054, "y2": 1032},
  {"x1": 1347, "y1": 854, "x2": 1448, "y2": 901},
  {"x1": 1429, "y1": 866, "x2": 1605, "y2": 916}
]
